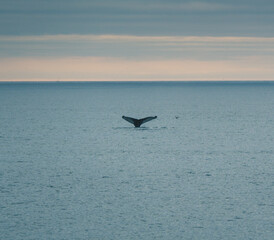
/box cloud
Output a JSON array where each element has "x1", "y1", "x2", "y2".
[
  {"x1": 176, "y1": 2, "x2": 232, "y2": 11},
  {"x1": 1, "y1": 1, "x2": 274, "y2": 36},
  {"x1": 2, "y1": 34, "x2": 274, "y2": 43},
  {"x1": 1, "y1": 34, "x2": 273, "y2": 60},
  {"x1": 1, "y1": 34, "x2": 273, "y2": 81},
  {"x1": 0, "y1": 1, "x2": 271, "y2": 14}
]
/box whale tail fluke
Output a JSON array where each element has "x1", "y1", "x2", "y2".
[
  {"x1": 122, "y1": 116, "x2": 157, "y2": 127},
  {"x1": 122, "y1": 116, "x2": 137, "y2": 125}
]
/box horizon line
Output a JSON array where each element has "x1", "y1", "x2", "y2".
[{"x1": 1, "y1": 80, "x2": 274, "y2": 83}]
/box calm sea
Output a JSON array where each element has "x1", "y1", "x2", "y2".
[{"x1": 0, "y1": 82, "x2": 273, "y2": 239}]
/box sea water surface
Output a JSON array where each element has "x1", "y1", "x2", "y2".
[{"x1": 0, "y1": 82, "x2": 273, "y2": 239}]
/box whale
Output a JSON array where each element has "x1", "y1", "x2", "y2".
[{"x1": 122, "y1": 116, "x2": 157, "y2": 127}]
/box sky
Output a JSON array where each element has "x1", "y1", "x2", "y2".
[{"x1": 0, "y1": 0, "x2": 274, "y2": 81}]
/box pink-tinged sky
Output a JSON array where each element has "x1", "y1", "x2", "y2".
[
  {"x1": 0, "y1": 35, "x2": 274, "y2": 81},
  {"x1": 1, "y1": 0, "x2": 274, "y2": 81}
]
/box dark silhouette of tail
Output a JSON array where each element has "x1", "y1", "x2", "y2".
[{"x1": 122, "y1": 116, "x2": 157, "y2": 127}]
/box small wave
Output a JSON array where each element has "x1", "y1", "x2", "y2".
[
  {"x1": 112, "y1": 127, "x2": 133, "y2": 130},
  {"x1": 112, "y1": 126, "x2": 167, "y2": 131}
]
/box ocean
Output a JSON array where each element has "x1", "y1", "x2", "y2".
[{"x1": 0, "y1": 81, "x2": 273, "y2": 239}]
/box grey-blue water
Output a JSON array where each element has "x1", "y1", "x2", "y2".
[{"x1": 0, "y1": 82, "x2": 273, "y2": 240}]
